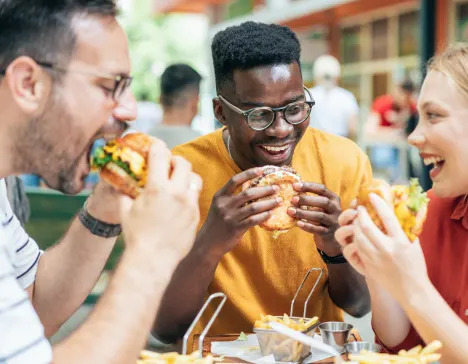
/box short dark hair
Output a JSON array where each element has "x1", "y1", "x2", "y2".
[
  {"x1": 400, "y1": 79, "x2": 415, "y2": 93},
  {"x1": 160, "y1": 64, "x2": 202, "y2": 108},
  {"x1": 211, "y1": 21, "x2": 301, "y2": 93},
  {"x1": 0, "y1": 0, "x2": 118, "y2": 75}
]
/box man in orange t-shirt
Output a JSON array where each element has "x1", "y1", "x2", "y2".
[{"x1": 151, "y1": 22, "x2": 372, "y2": 342}]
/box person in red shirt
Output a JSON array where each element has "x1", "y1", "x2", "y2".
[{"x1": 335, "y1": 44, "x2": 468, "y2": 364}]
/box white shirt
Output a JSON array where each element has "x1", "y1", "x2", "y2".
[
  {"x1": 309, "y1": 85, "x2": 359, "y2": 137},
  {"x1": 0, "y1": 181, "x2": 52, "y2": 363},
  {"x1": 0, "y1": 179, "x2": 42, "y2": 289}
]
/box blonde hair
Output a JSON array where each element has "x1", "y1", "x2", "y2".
[{"x1": 428, "y1": 43, "x2": 468, "y2": 99}]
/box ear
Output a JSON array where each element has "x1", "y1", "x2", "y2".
[
  {"x1": 5, "y1": 56, "x2": 50, "y2": 114},
  {"x1": 213, "y1": 97, "x2": 227, "y2": 125}
]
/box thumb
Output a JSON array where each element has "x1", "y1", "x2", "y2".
[{"x1": 119, "y1": 195, "x2": 133, "y2": 224}]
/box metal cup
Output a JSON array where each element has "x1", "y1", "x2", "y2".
[
  {"x1": 318, "y1": 322, "x2": 353, "y2": 353},
  {"x1": 345, "y1": 341, "x2": 382, "y2": 354}
]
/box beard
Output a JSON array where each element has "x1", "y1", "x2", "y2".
[{"x1": 11, "y1": 91, "x2": 92, "y2": 195}]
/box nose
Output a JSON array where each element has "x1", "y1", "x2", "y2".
[
  {"x1": 113, "y1": 88, "x2": 137, "y2": 124},
  {"x1": 408, "y1": 122, "x2": 426, "y2": 148},
  {"x1": 264, "y1": 111, "x2": 294, "y2": 139}
]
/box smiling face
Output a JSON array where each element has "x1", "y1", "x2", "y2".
[
  {"x1": 11, "y1": 15, "x2": 136, "y2": 194},
  {"x1": 409, "y1": 70, "x2": 468, "y2": 198},
  {"x1": 214, "y1": 62, "x2": 309, "y2": 170}
]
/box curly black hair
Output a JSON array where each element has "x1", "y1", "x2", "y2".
[{"x1": 211, "y1": 21, "x2": 301, "y2": 93}]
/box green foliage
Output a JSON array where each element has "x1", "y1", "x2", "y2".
[{"x1": 119, "y1": 2, "x2": 209, "y2": 102}]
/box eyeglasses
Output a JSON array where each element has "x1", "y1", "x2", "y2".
[
  {"x1": 217, "y1": 87, "x2": 315, "y2": 131},
  {"x1": 0, "y1": 60, "x2": 132, "y2": 101}
]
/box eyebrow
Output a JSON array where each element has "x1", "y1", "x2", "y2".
[{"x1": 238, "y1": 93, "x2": 305, "y2": 108}]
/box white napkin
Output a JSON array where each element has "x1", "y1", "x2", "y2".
[{"x1": 210, "y1": 334, "x2": 334, "y2": 363}]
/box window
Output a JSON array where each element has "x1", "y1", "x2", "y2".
[
  {"x1": 398, "y1": 11, "x2": 419, "y2": 56},
  {"x1": 456, "y1": 2, "x2": 468, "y2": 41},
  {"x1": 371, "y1": 18, "x2": 388, "y2": 60},
  {"x1": 341, "y1": 25, "x2": 361, "y2": 64}
]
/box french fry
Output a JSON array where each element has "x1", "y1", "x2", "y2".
[
  {"x1": 344, "y1": 341, "x2": 442, "y2": 364},
  {"x1": 137, "y1": 351, "x2": 215, "y2": 364},
  {"x1": 253, "y1": 313, "x2": 319, "y2": 331}
]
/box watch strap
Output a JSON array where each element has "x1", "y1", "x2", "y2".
[
  {"x1": 317, "y1": 248, "x2": 348, "y2": 264},
  {"x1": 78, "y1": 205, "x2": 122, "y2": 238}
]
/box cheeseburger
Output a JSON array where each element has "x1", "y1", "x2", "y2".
[
  {"x1": 358, "y1": 178, "x2": 429, "y2": 241},
  {"x1": 91, "y1": 133, "x2": 152, "y2": 198},
  {"x1": 242, "y1": 166, "x2": 302, "y2": 236}
]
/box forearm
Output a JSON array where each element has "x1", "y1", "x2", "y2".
[
  {"x1": 401, "y1": 279, "x2": 468, "y2": 363},
  {"x1": 367, "y1": 278, "x2": 411, "y2": 347},
  {"x1": 52, "y1": 244, "x2": 178, "y2": 364},
  {"x1": 32, "y1": 217, "x2": 117, "y2": 336},
  {"x1": 327, "y1": 262, "x2": 370, "y2": 317},
  {"x1": 152, "y1": 231, "x2": 223, "y2": 342}
]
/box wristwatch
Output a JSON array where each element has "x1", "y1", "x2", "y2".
[
  {"x1": 317, "y1": 248, "x2": 348, "y2": 264},
  {"x1": 78, "y1": 203, "x2": 122, "y2": 238}
]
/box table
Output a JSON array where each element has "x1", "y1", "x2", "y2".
[{"x1": 193, "y1": 329, "x2": 362, "y2": 363}]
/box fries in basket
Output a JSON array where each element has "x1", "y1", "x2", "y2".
[
  {"x1": 343, "y1": 340, "x2": 442, "y2": 364},
  {"x1": 254, "y1": 313, "x2": 319, "y2": 331},
  {"x1": 137, "y1": 350, "x2": 214, "y2": 364}
]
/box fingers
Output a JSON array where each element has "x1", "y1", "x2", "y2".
[
  {"x1": 355, "y1": 205, "x2": 387, "y2": 246},
  {"x1": 369, "y1": 193, "x2": 406, "y2": 240},
  {"x1": 293, "y1": 182, "x2": 338, "y2": 201},
  {"x1": 146, "y1": 139, "x2": 171, "y2": 189},
  {"x1": 222, "y1": 167, "x2": 264, "y2": 195},
  {"x1": 119, "y1": 195, "x2": 134, "y2": 223},
  {"x1": 288, "y1": 207, "x2": 335, "y2": 227},
  {"x1": 232, "y1": 185, "x2": 279, "y2": 207},
  {"x1": 239, "y1": 211, "x2": 272, "y2": 229},
  {"x1": 292, "y1": 194, "x2": 339, "y2": 214},
  {"x1": 338, "y1": 209, "x2": 357, "y2": 226},
  {"x1": 296, "y1": 220, "x2": 328, "y2": 234},
  {"x1": 335, "y1": 225, "x2": 354, "y2": 247},
  {"x1": 342, "y1": 243, "x2": 366, "y2": 276},
  {"x1": 353, "y1": 218, "x2": 379, "y2": 257},
  {"x1": 236, "y1": 197, "x2": 281, "y2": 221},
  {"x1": 170, "y1": 156, "x2": 193, "y2": 191}
]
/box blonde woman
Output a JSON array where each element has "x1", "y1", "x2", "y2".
[{"x1": 335, "y1": 44, "x2": 468, "y2": 363}]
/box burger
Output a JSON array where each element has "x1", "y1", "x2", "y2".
[
  {"x1": 242, "y1": 166, "x2": 302, "y2": 236},
  {"x1": 90, "y1": 133, "x2": 152, "y2": 198},
  {"x1": 358, "y1": 178, "x2": 429, "y2": 242}
]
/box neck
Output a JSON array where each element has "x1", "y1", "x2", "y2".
[
  {"x1": 224, "y1": 129, "x2": 256, "y2": 171},
  {"x1": 161, "y1": 107, "x2": 193, "y2": 127},
  {"x1": 0, "y1": 98, "x2": 23, "y2": 179}
]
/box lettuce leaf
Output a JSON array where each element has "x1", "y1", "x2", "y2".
[
  {"x1": 406, "y1": 178, "x2": 429, "y2": 212},
  {"x1": 90, "y1": 147, "x2": 138, "y2": 180}
]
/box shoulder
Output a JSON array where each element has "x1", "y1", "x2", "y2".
[
  {"x1": 303, "y1": 128, "x2": 367, "y2": 162},
  {"x1": 172, "y1": 130, "x2": 223, "y2": 167}
]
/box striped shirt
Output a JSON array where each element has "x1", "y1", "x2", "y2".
[
  {"x1": 0, "y1": 179, "x2": 42, "y2": 289},
  {"x1": 0, "y1": 220, "x2": 52, "y2": 363}
]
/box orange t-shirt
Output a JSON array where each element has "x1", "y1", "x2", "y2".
[
  {"x1": 172, "y1": 127, "x2": 372, "y2": 335},
  {"x1": 377, "y1": 190, "x2": 468, "y2": 352}
]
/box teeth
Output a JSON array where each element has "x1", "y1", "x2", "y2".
[
  {"x1": 423, "y1": 156, "x2": 445, "y2": 166},
  {"x1": 262, "y1": 145, "x2": 289, "y2": 152}
]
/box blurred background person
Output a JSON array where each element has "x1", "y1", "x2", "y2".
[
  {"x1": 309, "y1": 55, "x2": 359, "y2": 140},
  {"x1": 364, "y1": 80, "x2": 418, "y2": 182},
  {"x1": 131, "y1": 90, "x2": 162, "y2": 134},
  {"x1": 365, "y1": 79, "x2": 417, "y2": 139},
  {"x1": 149, "y1": 64, "x2": 202, "y2": 148}
]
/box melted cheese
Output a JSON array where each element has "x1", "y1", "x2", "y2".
[{"x1": 103, "y1": 144, "x2": 146, "y2": 179}]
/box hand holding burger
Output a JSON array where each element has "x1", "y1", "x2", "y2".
[
  {"x1": 357, "y1": 178, "x2": 429, "y2": 242},
  {"x1": 91, "y1": 133, "x2": 154, "y2": 198}
]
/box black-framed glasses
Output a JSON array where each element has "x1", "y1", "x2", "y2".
[
  {"x1": 0, "y1": 60, "x2": 132, "y2": 101},
  {"x1": 218, "y1": 87, "x2": 315, "y2": 131}
]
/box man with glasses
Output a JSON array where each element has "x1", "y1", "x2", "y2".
[
  {"x1": 153, "y1": 22, "x2": 373, "y2": 342},
  {"x1": 0, "y1": 1, "x2": 201, "y2": 363}
]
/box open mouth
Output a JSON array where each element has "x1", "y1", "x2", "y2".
[
  {"x1": 423, "y1": 155, "x2": 445, "y2": 179},
  {"x1": 257, "y1": 144, "x2": 292, "y2": 163}
]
